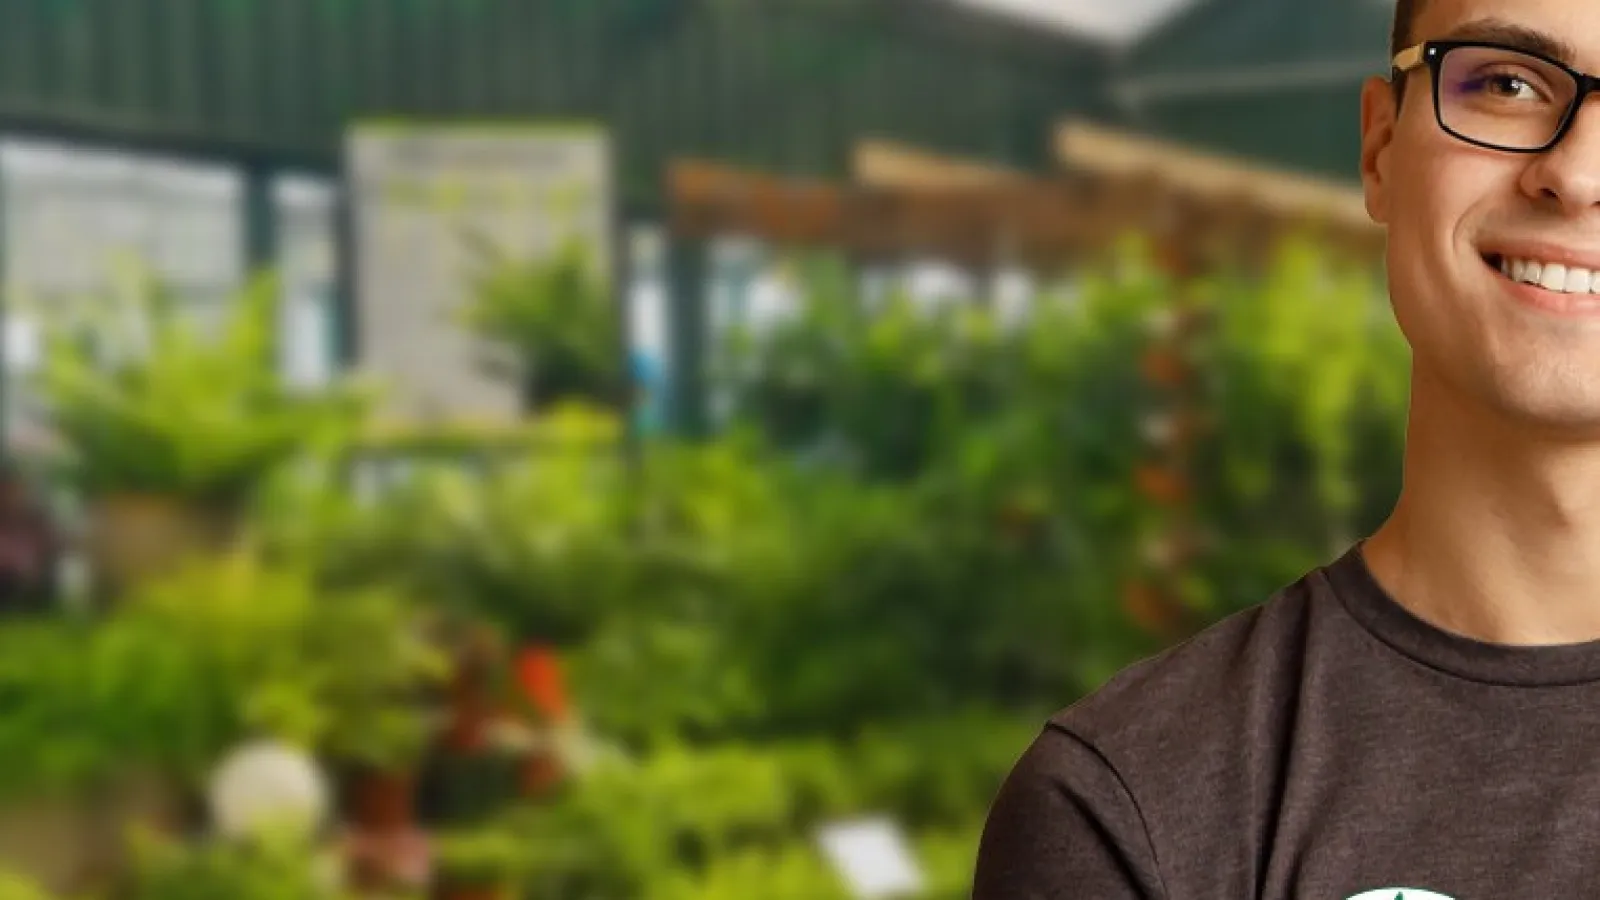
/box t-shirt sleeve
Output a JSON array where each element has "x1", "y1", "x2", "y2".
[{"x1": 971, "y1": 724, "x2": 1167, "y2": 900}]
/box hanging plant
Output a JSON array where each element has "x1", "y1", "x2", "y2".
[{"x1": 460, "y1": 238, "x2": 626, "y2": 414}]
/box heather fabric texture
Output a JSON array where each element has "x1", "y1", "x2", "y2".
[{"x1": 974, "y1": 543, "x2": 1600, "y2": 899}]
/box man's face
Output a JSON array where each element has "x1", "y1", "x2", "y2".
[{"x1": 1362, "y1": 0, "x2": 1600, "y2": 435}]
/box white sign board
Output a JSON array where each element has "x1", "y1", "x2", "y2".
[
  {"x1": 817, "y1": 817, "x2": 925, "y2": 899},
  {"x1": 0, "y1": 141, "x2": 244, "y2": 451},
  {"x1": 1, "y1": 139, "x2": 244, "y2": 321},
  {"x1": 347, "y1": 124, "x2": 611, "y2": 424}
]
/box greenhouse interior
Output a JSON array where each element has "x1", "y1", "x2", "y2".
[{"x1": 0, "y1": 0, "x2": 1408, "y2": 897}]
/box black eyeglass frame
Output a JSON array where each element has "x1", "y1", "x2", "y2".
[{"x1": 1391, "y1": 39, "x2": 1600, "y2": 154}]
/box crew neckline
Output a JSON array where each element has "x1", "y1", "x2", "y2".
[{"x1": 1325, "y1": 540, "x2": 1600, "y2": 687}]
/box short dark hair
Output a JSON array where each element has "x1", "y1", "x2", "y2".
[{"x1": 1392, "y1": 0, "x2": 1423, "y2": 59}]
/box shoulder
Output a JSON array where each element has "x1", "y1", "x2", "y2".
[
  {"x1": 978, "y1": 559, "x2": 1349, "y2": 897},
  {"x1": 975, "y1": 724, "x2": 1167, "y2": 898},
  {"x1": 1050, "y1": 561, "x2": 1330, "y2": 758}
]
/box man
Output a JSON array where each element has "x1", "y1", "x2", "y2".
[{"x1": 973, "y1": 0, "x2": 1600, "y2": 897}]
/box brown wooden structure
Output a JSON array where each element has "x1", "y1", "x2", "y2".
[
  {"x1": 667, "y1": 122, "x2": 1386, "y2": 273},
  {"x1": 852, "y1": 139, "x2": 1026, "y2": 191}
]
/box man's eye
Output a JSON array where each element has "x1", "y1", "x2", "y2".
[
  {"x1": 1476, "y1": 73, "x2": 1542, "y2": 100},
  {"x1": 1489, "y1": 75, "x2": 1536, "y2": 98}
]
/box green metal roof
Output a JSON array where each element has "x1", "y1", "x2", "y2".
[
  {"x1": 1104, "y1": 0, "x2": 1394, "y2": 181},
  {"x1": 0, "y1": 0, "x2": 1406, "y2": 198},
  {"x1": 0, "y1": 0, "x2": 1115, "y2": 210}
]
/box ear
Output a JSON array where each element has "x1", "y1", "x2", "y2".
[{"x1": 1360, "y1": 76, "x2": 1400, "y2": 225}]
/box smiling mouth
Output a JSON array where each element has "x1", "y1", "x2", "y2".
[{"x1": 1483, "y1": 252, "x2": 1600, "y2": 295}]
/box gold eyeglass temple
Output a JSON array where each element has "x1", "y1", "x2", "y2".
[{"x1": 1391, "y1": 43, "x2": 1426, "y2": 73}]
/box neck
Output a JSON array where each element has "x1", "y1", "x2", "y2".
[{"x1": 1365, "y1": 365, "x2": 1600, "y2": 646}]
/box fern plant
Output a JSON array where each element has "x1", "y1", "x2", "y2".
[
  {"x1": 460, "y1": 239, "x2": 625, "y2": 412},
  {"x1": 32, "y1": 268, "x2": 368, "y2": 512}
]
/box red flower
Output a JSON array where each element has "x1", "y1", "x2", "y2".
[{"x1": 516, "y1": 645, "x2": 571, "y2": 723}]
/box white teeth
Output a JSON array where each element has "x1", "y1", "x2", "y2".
[{"x1": 1502, "y1": 256, "x2": 1600, "y2": 293}]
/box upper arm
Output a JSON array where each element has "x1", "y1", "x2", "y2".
[{"x1": 972, "y1": 724, "x2": 1167, "y2": 900}]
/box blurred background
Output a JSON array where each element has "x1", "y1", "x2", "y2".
[{"x1": 0, "y1": 0, "x2": 1411, "y2": 898}]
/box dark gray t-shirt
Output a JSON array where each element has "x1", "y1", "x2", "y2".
[{"x1": 973, "y1": 542, "x2": 1600, "y2": 899}]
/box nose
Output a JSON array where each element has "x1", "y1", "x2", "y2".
[{"x1": 1523, "y1": 97, "x2": 1600, "y2": 215}]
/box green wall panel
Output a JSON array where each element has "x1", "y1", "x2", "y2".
[{"x1": 0, "y1": 0, "x2": 1107, "y2": 207}]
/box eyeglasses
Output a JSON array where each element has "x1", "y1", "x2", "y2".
[{"x1": 1392, "y1": 40, "x2": 1600, "y2": 153}]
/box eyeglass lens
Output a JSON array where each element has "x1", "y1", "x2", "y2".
[{"x1": 1439, "y1": 45, "x2": 1579, "y2": 150}]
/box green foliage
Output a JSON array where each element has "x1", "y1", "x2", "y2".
[
  {"x1": 717, "y1": 254, "x2": 1005, "y2": 479},
  {"x1": 717, "y1": 235, "x2": 1409, "y2": 637},
  {"x1": 0, "y1": 554, "x2": 446, "y2": 801},
  {"x1": 514, "y1": 236, "x2": 1408, "y2": 897},
  {"x1": 644, "y1": 823, "x2": 981, "y2": 900},
  {"x1": 0, "y1": 620, "x2": 113, "y2": 800},
  {"x1": 33, "y1": 269, "x2": 368, "y2": 509},
  {"x1": 122, "y1": 553, "x2": 449, "y2": 771},
  {"x1": 461, "y1": 239, "x2": 624, "y2": 410},
  {"x1": 418, "y1": 441, "x2": 633, "y2": 644},
  {"x1": 645, "y1": 841, "x2": 851, "y2": 900},
  {"x1": 0, "y1": 234, "x2": 1412, "y2": 899},
  {"x1": 253, "y1": 404, "x2": 632, "y2": 638},
  {"x1": 495, "y1": 712, "x2": 1029, "y2": 900},
  {"x1": 432, "y1": 825, "x2": 528, "y2": 887},
  {"x1": 1199, "y1": 239, "x2": 1410, "y2": 536},
  {"x1": 0, "y1": 870, "x2": 58, "y2": 900},
  {"x1": 122, "y1": 828, "x2": 357, "y2": 900},
  {"x1": 571, "y1": 429, "x2": 1140, "y2": 744}
]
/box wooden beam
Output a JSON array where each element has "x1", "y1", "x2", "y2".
[
  {"x1": 667, "y1": 152, "x2": 1385, "y2": 271},
  {"x1": 667, "y1": 160, "x2": 846, "y2": 245},
  {"x1": 1054, "y1": 120, "x2": 1378, "y2": 234},
  {"x1": 852, "y1": 139, "x2": 1025, "y2": 190},
  {"x1": 668, "y1": 158, "x2": 1108, "y2": 266}
]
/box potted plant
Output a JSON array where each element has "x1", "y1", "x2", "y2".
[
  {"x1": 417, "y1": 421, "x2": 633, "y2": 647},
  {"x1": 291, "y1": 587, "x2": 449, "y2": 896},
  {"x1": 286, "y1": 587, "x2": 448, "y2": 828},
  {"x1": 86, "y1": 551, "x2": 448, "y2": 886},
  {"x1": 32, "y1": 267, "x2": 368, "y2": 594},
  {"x1": 430, "y1": 826, "x2": 526, "y2": 900},
  {"x1": 459, "y1": 238, "x2": 625, "y2": 413},
  {"x1": 0, "y1": 619, "x2": 118, "y2": 894}
]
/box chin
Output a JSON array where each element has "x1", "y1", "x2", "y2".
[
  {"x1": 1419, "y1": 346, "x2": 1600, "y2": 436},
  {"x1": 1483, "y1": 379, "x2": 1600, "y2": 436}
]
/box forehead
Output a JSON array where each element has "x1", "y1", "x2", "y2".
[{"x1": 1416, "y1": 0, "x2": 1600, "y2": 57}]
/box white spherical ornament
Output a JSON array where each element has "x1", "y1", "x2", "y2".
[{"x1": 208, "y1": 739, "x2": 329, "y2": 841}]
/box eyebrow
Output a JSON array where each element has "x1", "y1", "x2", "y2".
[{"x1": 1438, "y1": 18, "x2": 1580, "y2": 67}]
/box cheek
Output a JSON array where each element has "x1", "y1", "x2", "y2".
[
  {"x1": 1382, "y1": 158, "x2": 1489, "y2": 353},
  {"x1": 1386, "y1": 146, "x2": 1509, "y2": 277}
]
